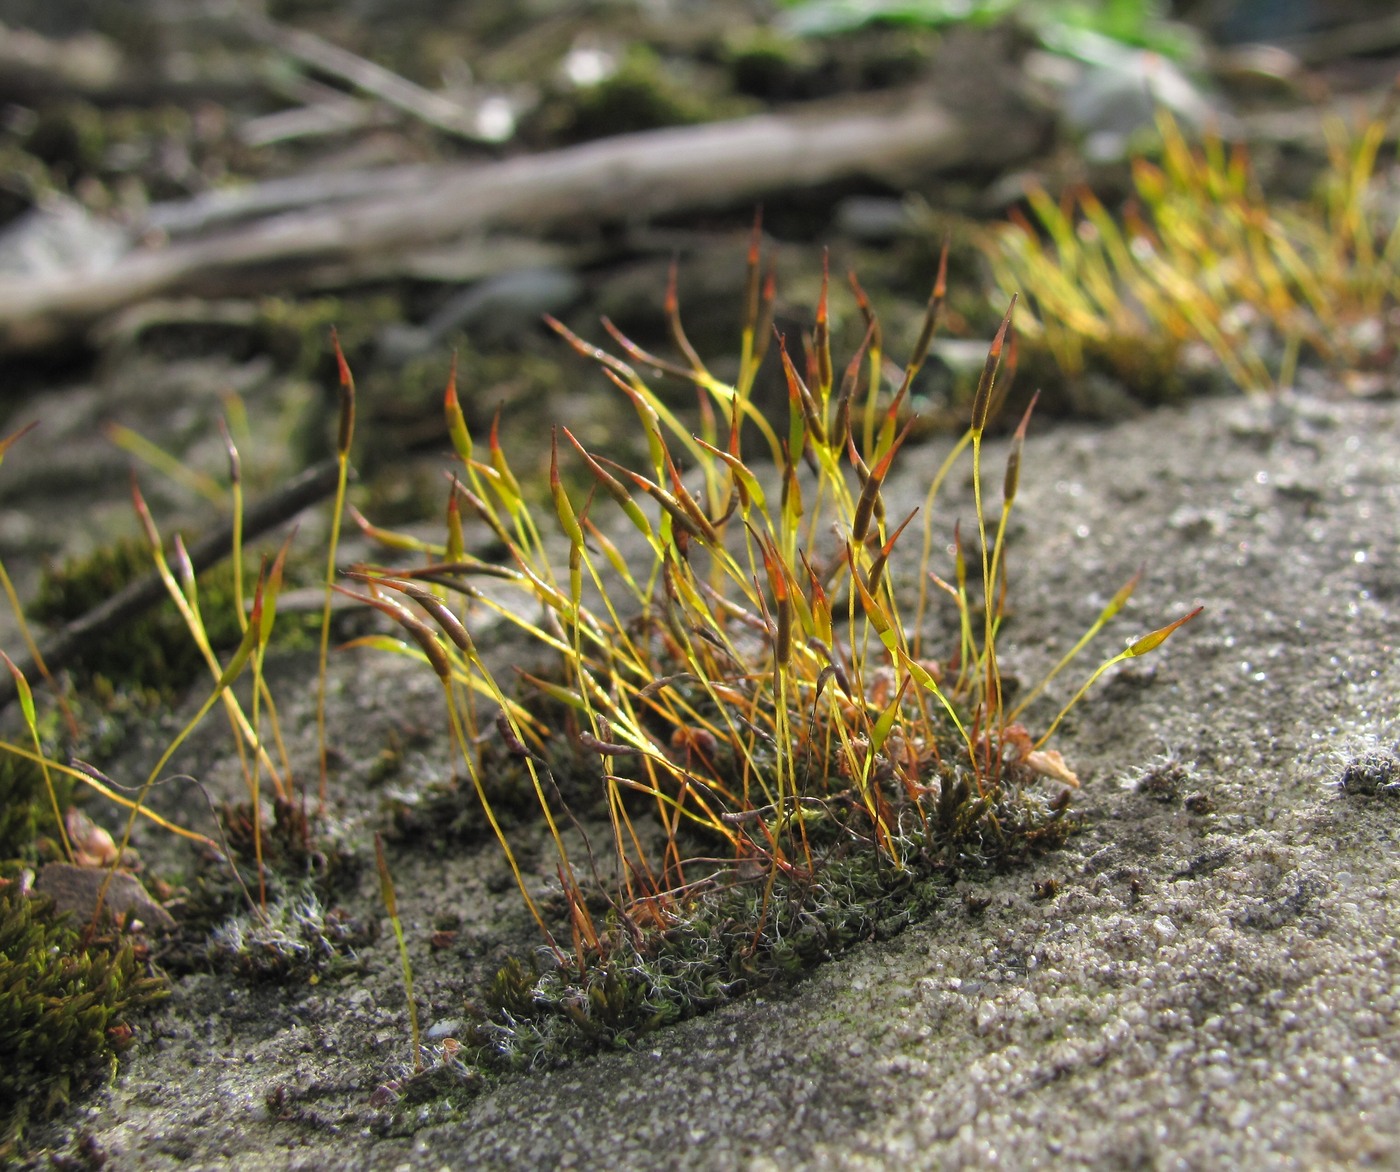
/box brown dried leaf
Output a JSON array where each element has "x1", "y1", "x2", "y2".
[{"x1": 1026, "y1": 749, "x2": 1081, "y2": 789}]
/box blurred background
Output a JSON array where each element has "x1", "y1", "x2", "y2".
[{"x1": 0, "y1": 0, "x2": 1396, "y2": 579}]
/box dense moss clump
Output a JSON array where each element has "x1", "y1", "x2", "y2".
[
  {"x1": 341, "y1": 223, "x2": 1199, "y2": 1109},
  {"x1": 459, "y1": 779, "x2": 1072, "y2": 1073},
  {"x1": 207, "y1": 887, "x2": 369, "y2": 983},
  {"x1": 0, "y1": 880, "x2": 166, "y2": 1154}
]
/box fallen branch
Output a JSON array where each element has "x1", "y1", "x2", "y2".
[{"x1": 0, "y1": 84, "x2": 1048, "y2": 354}]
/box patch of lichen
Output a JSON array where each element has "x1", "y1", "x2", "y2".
[
  {"x1": 0, "y1": 880, "x2": 166, "y2": 1155},
  {"x1": 29, "y1": 536, "x2": 246, "y2": 706}
]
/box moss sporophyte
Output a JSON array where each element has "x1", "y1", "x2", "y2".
[
  {"x1": 986, "y1": 90, "x2": 1400, "y2": 395},
  {"x1": 0, "y1": 225, "x2": 1200, "y2": 1120},
  {"x1": 340, "y1": 224, "x2": 1201, "y2": 1075}
]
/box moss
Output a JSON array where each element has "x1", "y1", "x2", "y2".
[
  {"x1": 1133, "y1": 754, "x2": 1195, "y2": 804},
  {"x1": 21, "y1": 102, "x2": 107, "y2": 177},
  {"x1": 0, "y1": 880, "x2": 166, "y2": 1155},
  {"x1": 1337, "y1": 750, "x2": 1400, "y2": 798},
  {"x1": 28, "y1": 530, "x2": 325, "y2": 715},
  {"x1": 461, "y1": 772, "x2": 1072, "y2": 1073},
  {"x1": 172, "y1": 797, "x2": 360, "y2": 955},
  {"x1": 0, "y1": 143, "x2": 53, "y2": 223},
  {"x1": 725, "y1": 27, "x2": 826, "y2": 101},
  {"x1": 0, "y1": 755, "x2": 47, "y2": 863},
  {"x1": 354, "y1": 340, "x2": 574, "y2": 518},
  {"x1": 382, "y1": 753, "x2": 538, "y2": 849},
  {"x1": 206, "y1": 887, "x2": 370, "y2": 983},
  {"x1": 1008, "y1": 332, "x2": 1201, "y2": 417},
  {"x1": 986, "y1": 100, "x2": 1400, "y2": 396},
  {"x1": 548, "y1": 45, "x2": 744, "y2": 143},
  {"x1": 337, "y1": 241, "x2": 1200, "y2": 1102},
  {"x1": 8, "y1": 97, "x2": 224, "y2": 207},
  {"x1": 254, "y1": 294, "x2": 401, "y2": 383},
  {"x1": 0, "y1": 754, "x2": 73, "y2": 864},
  {"x1": 29, "y1": 536, "x2": 246, "y2": 705}
]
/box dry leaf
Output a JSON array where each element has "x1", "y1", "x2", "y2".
[{"x1": 1026, "y1": 748, "x2": 1081, "y2": 788}]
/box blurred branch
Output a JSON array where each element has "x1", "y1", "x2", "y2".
[
  {"x1": 237, "y1": 95, "x2": 395, "y2": 149},
  {"x1": 1274, "y1": 11, "x2": 1400, "y2": 65},
  {"x1": 0, "y1": 84, "x2": 1049, "y2": 354},
  {"x1": 0, "y1": 17, "x2": 266, "y2": 105}
]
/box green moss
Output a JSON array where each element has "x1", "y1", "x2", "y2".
[
  {"x1": 21, "y1": 102, "x2": 107, "y2": 176},
  {"x1": 254, "y1": 294, "x2": 401, "y2": 383},
  {"x1": 462, "y1": 774, "x2": 1071, "y2": 1072},
  {"x1": 552, "y1": 46, "x2": 743, "y2": 143},
  {"x1": 207, "y1": 887, "x2": 369, "y2": 983},
  {"x1": 354, "y1": 341, "x2": 575, "y2": 518},
  {"x1": 0, "y1": 144, "x2": 52, "y2": 223},
  {"x1": 28, "y1": 531, "x2": 324, "y2": 713},
  {"x1": 986, "y1": 102, "x2": 1400, "y2": 396},
  {"x1": 725, "y1": 28, "x2": 826, "y2": 101},
  {"x1": 11, "y1": 98, "x2": 211, "y2": 205},
  {"x1": 29, "y1": 536, "x2": 246, "y2": 705},
  {"x1": 0, "y1": 754, "x2": 71, "y2": 864},
  {"x1": 0, "y1": 755, "x2": 46, "y2": 863},
  {"x1": 0, "y1": 881, "x2": 166, "y2": 1154},
  {"x1": 341, "y1": 244, "x2": 1162, "y2": 1100}
]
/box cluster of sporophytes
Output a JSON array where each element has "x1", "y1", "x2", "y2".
[
  {"x1": 341, "y1": 224, "x2": 1199, "y2": 1074},
  {"x1": 0, "y1": 430, "x2": 168, "y2": 1154},
  {"x1": 0, "y1": 413, "x2": 348, "y2": 1148},
  {"x1": 0, "y1": 223, "x2": 1200, "y2": 1112},
  {"x1": 1, "y1": 396, "x2": 342, "y2": 904},
  {"x1": 987, "y1": 87, "x2": 1400, "y2": 393}
]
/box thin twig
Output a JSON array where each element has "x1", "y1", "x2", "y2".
[{"x1": 240, "y1": 12, "x2": 479, "y2": 140}]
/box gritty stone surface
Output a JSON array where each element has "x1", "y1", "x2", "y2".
[{"x1": 10, "y1": 384, "x2": 1400, "y2": 1169}]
